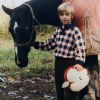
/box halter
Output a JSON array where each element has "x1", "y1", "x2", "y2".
[
  {"x1": 15, "y1": 3, "x2": 40, "y2": 47},
  {"x1": 15, "y1": 30, "x2": 34, "y2": 47}
]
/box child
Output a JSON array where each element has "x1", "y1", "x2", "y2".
[{"x1": 33, "y1": 3, "x2": 86, "y2": 100}]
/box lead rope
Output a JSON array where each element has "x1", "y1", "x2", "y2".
[
  {"x1": 24, "y1": 3, "x2": 40, "y2": 25},
  {"x1": 24, "y1": 3, "x2": 42, "y2": 34}
]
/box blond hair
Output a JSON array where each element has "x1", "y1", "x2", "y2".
[{"x1": 57, "y1": 2, "x2": 74, "y2": 16}]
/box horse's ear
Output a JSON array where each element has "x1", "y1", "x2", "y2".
[{"x1": 2, "y1": 5, "x2": 13, "y2": 16}]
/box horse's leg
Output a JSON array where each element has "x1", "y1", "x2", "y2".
[{"x1": 80, "y1": 55, "x2": 100, "y2": 100}]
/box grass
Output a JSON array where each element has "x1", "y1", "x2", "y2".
[
  {"x1": 0, "y1": 48, "x2": 54, "y2": 77},
  {"x1": 0, "y1": 48, "x2": 54, "y2": 68},
  {"x1": 0, "y1": 32, "x2": 55, "y2": 77},
  {"x1": 29, "y1": 49, "x2": 54, "y2": 68}
]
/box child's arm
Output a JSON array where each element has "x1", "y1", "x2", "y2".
[
  {"x1": 33, "y1": 32, "x2": 56, "y2": 51},
  {"x1": 73, "y1": 27, "x2": 86, "y2": 67}
]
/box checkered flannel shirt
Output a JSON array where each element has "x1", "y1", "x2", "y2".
[{"x1": 36, "y1": 26, "x2": 86, "y2": 66}]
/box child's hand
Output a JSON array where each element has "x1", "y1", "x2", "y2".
[{"x1": 73, "y1": 64, "x2": 84, "y2": 71}]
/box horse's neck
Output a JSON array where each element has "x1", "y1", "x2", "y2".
[
  {"x1": 28, "y1": 0, "x2": 62, "y2": 7},
  {"x1": 27, "y1": 0, "x2": 62, "y2": 25},
  {"x1": 25, "y1": 0, "x2": 62, "y2": 9}
]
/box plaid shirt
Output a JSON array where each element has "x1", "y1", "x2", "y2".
[{"x1": 35, "y1": 24, "x2": 86, "y2": 65}]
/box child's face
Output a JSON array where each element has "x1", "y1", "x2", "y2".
[{"x1": 59, "y1": 11, "x2": 72, "y2": 25}]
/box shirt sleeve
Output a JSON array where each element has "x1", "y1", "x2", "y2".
[
  {"x1": 37, "y1": 31, "x2": 56, "y2": 51},
  {"x1": 73, "y1": 27, "x2": 86, "y2": 66}
]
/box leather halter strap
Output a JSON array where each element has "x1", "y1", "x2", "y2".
[{"x1": 24, "y1": 3, "x2": 40, "y2": 25}]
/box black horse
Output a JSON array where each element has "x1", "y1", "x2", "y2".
[{"x1": 2, "y1": 0, "x2": 62, "y2": 67}]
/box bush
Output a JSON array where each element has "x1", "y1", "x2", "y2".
[{"x1": 35, "y1": 25, "x2": 55, "y2": 34}]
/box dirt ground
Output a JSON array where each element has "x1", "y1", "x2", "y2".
[
  {"x1": 0, "y1": 69, "x2": 57, "y2": 100},
  {"x1": 0, "y1": 68, "x2": 100, "y2": 100}
]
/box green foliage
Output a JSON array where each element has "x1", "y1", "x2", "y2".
[
  {"x1": 28, "y1": 49, "x2": 54, "y2": 69},
  {"x1": 0, "y1": 48, "x2": 54, "y2": 77},
  {"x1": 0, "y1": 15, "x2": 10, "y2": 39},
  {"x1": 35, "y1": 25, "x2": 55, "y2": 34},
  {"x1": 0, "y1": 49, "x2": 15, "y2": 68}
]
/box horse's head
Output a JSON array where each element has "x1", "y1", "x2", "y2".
[{"x1": 2, "y1": 4, "x2": 36, "y2": 67}]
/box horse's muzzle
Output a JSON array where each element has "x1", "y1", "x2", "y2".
[{"x1": 15, "y1": 54, "x2": 28, "y2": 68}]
